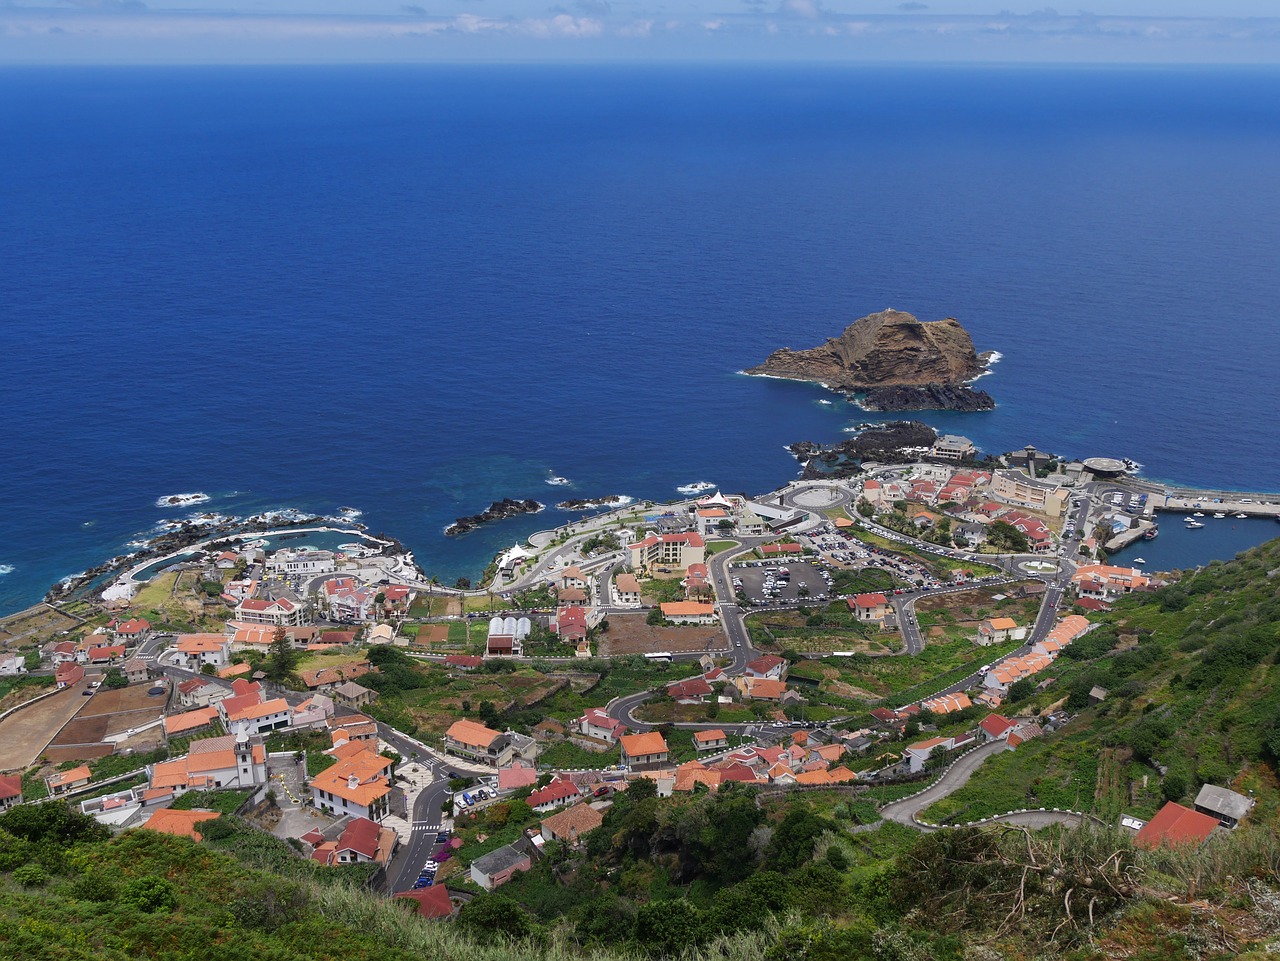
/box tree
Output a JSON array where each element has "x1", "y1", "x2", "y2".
[
  {"x1": 102, "y1": 667, "x2": 128, "y2": 689},
  {"x1": 262, "y1": 627, "x2": 300, "y2": 685},
  {"x1": 856, "y1": 499, "x2": 875, "y2": 518},
  {"x1": 455, "y1": 577, "x2": 472, "y2": 590},
  {"x1": 120, "y1": 876, "x2": 178, "y2": 914},
  {"x1": 456, "y1": 894, "x2": 533, "y2": 943},
  {"x1": 1007, "y1": 678, "x2": 1036, "y2": 703},
  {"x1": 634, "y1": 899, "x2": 703, "y2": 955}
]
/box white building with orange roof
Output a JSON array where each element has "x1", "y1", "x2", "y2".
[
  {"x1": 444, "y1": 719, "x2": 537, "y2": 768},
  {"x1": 659, "y1": 601, "x2": 717, "y2": 625},
  {"x1": 921, "y1": 692, "x2": 973, "y2": 714},
  {"x1": 1071, "y1": 564, "x2": 1152, "y2": 600},
  {"x1": 695, "y1": 507, "x2": 732, "y2": 537},
  {"x1": 982, "y1": 653, "x2": 1055, "y2": 694},
  {"x1": 693, "y1": 729, "x2": 728, "y2": 752},
  {"x1": 173, "y1": 633, "x2": 230, "y2": 671},
  {"x1": 620, "y1": 731, "x2": 669, "y2": 770},
  {"x1": 163, "y1": 706, "x2": 221, "y2": 740},
  {"x1": 148, "y1": 734, "x2": 267, "y2": 795},
  {"x1": 234, "y1": 596, "x2": 305, "y2": 627},
  {"x1": 309, "y1": 743, "x2": 395, "y2": 822},
  {"x1": 612, "y1": 573, "x2": 643, "y2": 608},
  {"x1": 47, "y1": 764, "x2": 92, "y2": 796},
  {"x1": 225, "y1": 697, "x2": 292, "y2": 738},
  {"x1": 627, "y1": 531, "x2": 706, "y2": 576},
  {"x1": 904, "y1": 735, "x2": 957, "y2": 773},
  {"x1": 977, "y1": 617, "x2": 1020, "y2": 646}
]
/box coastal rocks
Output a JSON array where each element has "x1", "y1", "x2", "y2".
[
  {"x1": 861, "y1": 383, "x2": 995, "y2": 412},
  {"x1": 747, "y1": 308, "x2": 995, "y2": 410},
  {"x1": 446, "y1": 498, "x2": 544, "y2": 536},
  {"x1": 555, "y1": 496, "x2": 634, "y2": 511},
  {"x1": 788, "y1": 421, "x2": 939, "y2": 479}
]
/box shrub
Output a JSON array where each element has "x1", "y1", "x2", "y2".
[
  {"x1": 13, "y1": 864, "x2": 47, "y2": 888},
  {"x1": 120, "y1": 875, "x2": 178, "y2": 913}
]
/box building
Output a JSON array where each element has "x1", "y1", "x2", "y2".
[
  {"x1": 0, "y1": 774, "x2": 23, "y2": 812},
  {"x1": 176, "y1": 677, "x2": 228, "y2": 709},
  {"x1": 667, "y1": 678, "x2": 712, "y2": 703},
  {"x1": 313, "y1": 816, "x2": 398, "y2": 866},
  {"x1": 760, "y1": 543, "x2": 803, "y2": 557},
  {"x1": 982, "y1": 653, "x2": 1054, "y2": 695},
  {"x1": 612, "y1": 573, "x2": 643, "y2": 607},
  {"x1": 541, "y1": 804, "x2": 604, "y2": 846},
  {"x1": 308, "y1": 743, "x2": 394, "y2": 821},
  {"x1": 558, "y1": 566, "x2": 590, "y2": 591},
  {"x1": 932, "y1": 434, "x2": 976, "y2": 461},
  {"x1": 163, "y1": 706, "x2": 221, "y2": 740},
  {"x1": 627, "y1": 531, "x2": 706, "y2": 576},
  {"x1": 486, "y1": 615, "x2": 531, "y2": 658},
  {"x1": 324, "y1": 577, "x2": 376, "y2": 623},
  {"x1": 55, "y1": 662, "x2": 85, "y2": 689},
  {"x1": 736, "y1": 677, "x2": 792, "y2": 702},
  {"x1": 443, "y1": 719, "x2": 537, "y2": 768},
  {"x1": 695, "y1": 507, "x2": 732, "y2": 537},
  {"x1": 143, "y1": 808, "x2": 222, "y2": 841},
  {"x1": 574, "y1": 707, "x2": 626, "y2": 744},
  {"x1": 332, "y1": 681, "x2": 375, "y2": 709},
  {"x1": 395, "y1": 885, "x2": 454, "y2": 920},
  {"x1": 904, "y1": 736, "x2": 956, "y2": 773},
  {"x1": 990, "y1": 470, "x2": 1066, "y2": 517},
  {"x1": 1193, "y1": 784, "x2": 1255, "y2": 829},
  {"x1": 46, "y1": 764, "x2": 92, "y2": 795},
  {"x1": 1135, "y1": 802, "x2": 1220, "y2": 850},
  {"x1": 658, "y1": 601, "x2": 717, "y2": 625},
  {"x1": 120, "y1": 658, "x2": 150, "y2": 684},
  {"x1": 234, "y1": 596, "x2": 305, "y2": 627},
  {"x1": 978, "y1": 714, "x2": 1019, "y2": 742},
  {"x1": 265, "y1": 549, "x2": 336, "y2": 577},
  {"x1": 1071, "y1": 564, "x2": 1152, "y2": 600},
  {"x1": 174, "y1": 634, "x2": 231, "y2": 671},
  {"x1": 745, "y1": 655, "x2": 788, "y2": 680},
  {"x1": 225, "y1": 698, "x2": 292, "y2": 738},
  {"x1": 470, "y1": 844, "x2": 531, "y2": 891},
  {"x1": 620, "y1": 731, "x2": 670, "y2": 770},
  {"x1": 149, "y1": 735, "x2": 268, "y2": 795},
  {"x1": 977, "y1": 617, "x2": 1019, "y2": 645},
  {"x1": 921, "y1": 692, "x2": 973, "y2": 714},
  {"x1": 84, "y1": 644, "x2": 126, "y2": 665},
  {"x1": 112, "y1": 618, "x2": 152, "y2": 641},
  {"x1": 443, "y1": 654, "x2": 483, "y2": 673},
  {"x1": 848, "y1": 593, "x2": 890, "y2": 625},
  {"x1": 693, "y1": 729, "x2": 728, "y2": 751},
  {"x1": 0, "y1": 654, "x2": 27, "y2": 676},
  {"x1": 527, "y1": 779, "x2": 583, "y2": 813}
]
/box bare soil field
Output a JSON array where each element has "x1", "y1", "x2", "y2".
[
  {"x1": 0, "y1": 681, "x2": 91, "y2": 770},
  {"x1": 0, "y1": 604, "x2": 80, "y2": 646},
  {"x1": 598, "y1": 614, "x2": 723, "y2": 656},
  {"x1": 42, "y1": 743, "x2": 114, "y2": 764}
]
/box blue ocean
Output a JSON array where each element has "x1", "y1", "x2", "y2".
[{"x1": 3, "y1": 63, "x2": 1280, "y2": 614}]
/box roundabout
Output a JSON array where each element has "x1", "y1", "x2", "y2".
[{"x1": 782, "y1": 483, "x2": 853, "y2": 512}]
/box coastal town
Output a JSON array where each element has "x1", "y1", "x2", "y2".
[{"x1": 1, "y1": 436, "x2": 1277, "y2": 922}]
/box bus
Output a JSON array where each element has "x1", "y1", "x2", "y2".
[{"x1": 644, "y1": 652, "x2": 673, "y2": 663}]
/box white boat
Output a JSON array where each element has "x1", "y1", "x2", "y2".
[
  {"x1": 1185, "y1": 520, "x2": 1204, "y2": 529},
  {"x1": 1193, "y1": 512, "x2": 1205, "y2": 517},
  {"x1": 1236, "y1": 513, "x2": 1249, "y2": 519},
  {"x1": 1133, "y1": 557, "x2": 1146, "y2": 565},
  {"x1": 1213, "y1": 513, "x2": 1225, "y2": 519}
]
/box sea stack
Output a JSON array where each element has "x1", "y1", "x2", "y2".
[{"x1": 747, "y1": 308, "x2": 996, "y2": 410}]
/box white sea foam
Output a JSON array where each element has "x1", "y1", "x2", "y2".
[
  {"x1": 676, "y1": 482, "x2": 716, "y2": 496},
  {"x1": 338, "y1": 506, "x2": 363, "y2": 519},
  {"x1": 546, "y1": 475, "x2": 572, "y2": 487},
  {"x1": 0, "y1": 564, "x2": 14, "y2": 577},
  {"x1": 816, "y1": 399, "x2": 833, "y2": 406},
  {"x1": 556, "y1": 495, "x2": 635, "y2": 510},
  {"x1": 156, "y1": 492, "x2": 211, "y2": 508}
]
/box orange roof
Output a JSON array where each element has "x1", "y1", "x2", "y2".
[
  {"x1": 984, "y1": 617, "x2": 1018, "y2": 631},
  {"x1": 175, "y1": 633, "x2": 228, "y2": 654},
  {"x1": 309, "y1": 748, "x2": 393, "y2": 808},
  {"x1": 834, "y1": 516, "x2": 855, "y2": 528},
  {"x1": 814, "y1": 743, "x2": 845, "y2": 762},
  {"x1": 922, "y1": 692, "x2": 973, "y2": 714},
  {"x1": 1135, "y1": 802, "x2": 1220, "y2": 849},
  {"x1": 217, "y1": 662, "x2": 252, "y2": 678},
  {"x1": 226, "y1": 697, "x2": 290, "y2": 723},
  {"x1": 693, "y1": 729, "x2": 727, "y2": 743},
  {"x1": 144, "y1": 807, "x2": 222, "y2": 841},
  {"x1": 48, "y1": 765, "x2": 91, "y2": 788},
  {"x1": 541, "y1": 803, "x2": 605, "y2": 838},
  {"x1": 907, "y1": 736, "x2": 952, "y2": 752},
  {"x1": 674, "y1": 768, "x2": 722, "y2": 792},
  {"x1": 742, "y1": 678, "x2": 787, "y2": 700},
  {"x1": 620, "y1": 732, "x2": 668, "y2": 758},
  {"x1": 163, "y1": 707, "x2": 220, "y2": 736},
  {"x1": 659, "y1": 601, "x2": 715, "y2": 617},
  {"x1": 794, "y1": 769, "x2": 834, "y2": 786},
  {"x1": 827, "y1": 766, "x2": 857, "y2": 783},
  {"x1": 446, "y1": 719, "x2": 502, "y2": 750}
]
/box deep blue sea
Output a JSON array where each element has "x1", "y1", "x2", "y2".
[{"x1": 3, "y1": 63, "x2": 1280, "y2": 614}]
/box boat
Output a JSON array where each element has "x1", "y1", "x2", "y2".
[
  {"x1": 1193, "y1": 512, "x2": 1205, "y2": 517},
  {"x1": 1133, "y1": 557, "x2": 1146, "y2": 565},
  {"x1": 1236, "y1": 513, "x2": 1249, "y2": 519},
  {"x1": 1213, "y1": 513, "x2": 1225, "y2": 519},
  {"x1": 1144, "y1": 527, "x2": 1158, "y2": 539},
  {"x1": 1185, "y1": 520, "x2": 1204, "y2": 529}
]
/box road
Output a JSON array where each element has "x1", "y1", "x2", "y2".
[{"x1": 880, "y1": 740, "x2": 1009, "y2": 828}]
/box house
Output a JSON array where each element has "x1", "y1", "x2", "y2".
[
  {"x1": 163, "y1": 706, "x2": 221, "y2": 740},
  {"x1": 443, "y1": 719, "x2": 537, "y2": 768},
  {"x1": 848, "y1": 593, "x2": 890, "y2": 625},
  {"x1": 574, "y1": 707, "x2": 626, "y2": 744},
  {"x1": 982, "y1": 654, "x2": 1054, "y2": 694},
  {"x1": 367, "y1": 624, "x2": 395, "y2": 645},
  {"x1": 1193, "y1": 784, "x2": 1255, "y2": 829},
  {"x1": 1071, "y1": 564, "x2": 1152, "y2": 600},
  {"x1": 333, "y1": 681, "x2": 375, "y2": 709},
  {"x1": 321, "y1": 816, "x2": 398, "y2": 866},
  {"x1": 527, "y1": 779, "x2": 583, "y2": 813},
  {"x1": 977, "y1": 617, "x2": 1019, "y2": 645},
  {"x1": 143, "y1": 807, "x2": 222, "y2": 841},
  {"x1": 921, "y1": 692, "x2": 972, "y2": 714},
  {"x1": 324, "y1": 578, "x2": 376, "y2": 623},
  {"x1": 443, "y1": 654, "x2": 483, "y2": 673},
  {"x1": 176, "y1": 677, "x2": 227, "y2": 708},
  {"x1": 978, "y1": 714, "x2": 1018, "y2": 742},
  {"x1": 659, "y1": 601, "x2": 717, "y2": 625},
  {"x1": 309, "y1": 744, "x2": 394, "y2": 821},
  {"x1": 148, "y1": 735, "x2": 268, "y2": 795},
  {"x1": 1135, "y1": 801, "x2": 1221, "y2": 850},
  {"x1": 557, "y1": 587, "x2": 589, "y2": 608},
  {"x1": 395, "y1": 884, "x2": 454, "y2": 919},
  {"x1": 736, "y1": 677, "x2": 789, "y2": 702},
  {"x1": 558, "y1": 566, "x2": 591, "y2": 591},
  {"x1": 486, "y1": 615, "x2": 531, "y2": 657},
  {"x1": 627, "y1": 531, "x2": 706, "y2": 575},
  {"x1": 214, "y1": 551, "x2": 240, "y2": 570},
  {"x1": 497, "y1": 765, "x2": 539, "y2": 792},
  {"x1": 555, "y1": 606, "x2": 589, "y2": 644},
  {"x1": 761, "y1": 543, "x2": 803, "y2": 557},
  {"x1": 612, "y1": 573, "x2": 643, "y2": 607},
  {"x1": 47, "y1": 765, "x2": 92, "y2": 795},
  {"x1": 120, "y1": 658, "x2": 150, "y2": 684},
  {"x1": 85, "y1": 644, "x2": 126, "y2": 665},
  {"x1": 234, "y1": 596, "x2": 305, "y2": 627},
  {"x1": 904, "y1": 736, "x2": 956, "y2": 773},
  {"x1": 470, "y1": 844, "x2": 531, "y2": 891},
  {"x1": 174, "y1": 634, "x2": 231, "y2": 671},
  {"x1": 217, "y1": 679, "x2": 266, "y2": 722},
  {"x1": 682, "y1": 563, "x2": 711, "y2": 598},
  {"x1": 225, "y1": 697, "x2": 292, "y2": 738},
  {"x1": 56, "y1": 662, "x2": 85, "y2": 689},
  {"x1": 745, "y1": 655, "x2": 788, "y2": 680},
  {"x1": 218, "y1": 662, "x2": 253, "y2": 680},
  {"x1": 0, "y1": 775, "x2": 22, "y2": 812},
  {"x1": 693, "y1": 729, "x2": 728, "y2": 751},
  {"x1": 667, "y1": 678, "x2": 712, "y2": 703},
  {"x1": 0, "y1": 654, "x2": 27, "y2": 676},
  {"x1": 291, "y1": 693, "x2": 335, "y2": 729},
  {"x1": 112, "y1": 618, "x2": 152, "y2": 641},
  {"x1": 620, "y1": 731, "x2": 669, "y2": 770}
]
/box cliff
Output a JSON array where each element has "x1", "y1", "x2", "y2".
[{"x1": 746, "y1": 308, "x2": 989, "y2": 391}]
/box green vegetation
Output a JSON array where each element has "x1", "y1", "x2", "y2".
[
  {"x1": 0, "y1": 672, "x2": 55, "y2": 704},
  {"x1": 170, "y1": 789, "x2": 252, "y2": 816}
]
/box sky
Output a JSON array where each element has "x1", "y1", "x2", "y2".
[{"x1": 1, "y1": 1, "x2": 1279, "y2": 63}]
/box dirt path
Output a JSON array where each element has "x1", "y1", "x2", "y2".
[{"x1": 0, "y1": 681, "x2": 92, "y2": 770}]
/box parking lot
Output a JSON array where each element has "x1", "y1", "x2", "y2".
[{"x1": 730, "y1": 561, "x2": 833, "y2": 605}]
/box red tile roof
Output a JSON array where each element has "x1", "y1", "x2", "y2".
[
  {"x1": 336, "y1": 816, "x2": 381, "y2": 860},
  {"x1": 1135, "y1": 802, "x2": 1220, "y2": 849},
  {"x1": 667, "y1": 678, "x2": 712, "y2": 699},
  {"x1": 850, "y1": 593, "x2": 888, "y2": 609},
  {"x1": 979, "y1": 714, "x2": 1016, "y2": 739},
  {"x1": 395, "y1": 884, "x2": 453, "y2": 919},
  {"x1": 527, "y1": 780, "x2": 582, "y2": 808}
]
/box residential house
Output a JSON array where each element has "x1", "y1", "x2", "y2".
[
  {"x1": 627, "y1": 531, "x2": 706, "y2": 576},
  {"x1": 56, "y1": 662, "x2": 85, "y2": 689},
  {"x1": 541, "y1": 803, "x2": 604, "y2": 846},
  {"x1": 695, "y1": 507, "x2": 732, "y2": 537},
  {"x1": 149, "y1": 735, "x2": 268, "y2": 796},
  {"x1": 848, "y1": 593, "x2": 890, "y2": 625},
  {"x1": 174, "y1": 634, "x2": 231, "y2": 671},
  {"x1": 324, "y1": 577, "x2": 376, "y2": 623},
  {"x1": 558, "y1": 586, "x2": 589, "y2": 608},
  {"x1": 176, "y1": 677, "x2": 228, "y2": 709},
  {"x1": 982, "y1": 654, "x2": 1054, "y2": 695},
  {"x1": 0, "y1": 654, "x2": 27, "y2": 676},
  {"x1": 693, "y1": 729, "x2": 728, "y2": 752},
  {"x1": 47, "y1": 641, "x2": 78, "y2": 664},
  {"x1": 214, "y1": 551, "x2": 240, "y2": 570},
  {"x1": 921, "y1": 692, "x2": 973, "y2": 714},
  {"x1": 1071, "y1": 564, "x2": 1152, "y2": 600},
  {"x1": 291, "y1": 693, "x2": 335, "y2": 729},
  {"x1": 527, "y1": 779, "x2": 583, "y2": 813},
  {"x1": 486, "y1": 615, "x2": 531, "y2": 657},
  {"x1": 112, "y1": 618, "x2": 152, "y2": 642},
  {"x1": 367, "y1": 624, "x2": 395, "y2": 645},
  {"x1": 309, "y1": 743, "x2": 394, "y2": 821},
  {"x1": 612, "y1": 573, "x2": 643, "y2": 608},
  {"x1": 574, "y1": 707, "x2": 626, "y2": 744},
  {"x1": 225, "y1": 697, "x2": 292, "y2": 739},
  {"x1": 977, "y1": 617, "x2": 1019, "y2": 645},
  {"x1": 745, "y1": 655, "x2": 788, "y2": 680},
  {"x1": 555, "y1": 607, "x2": 589, "y2": 644},
  {"x1": 234, "y1": 596, "x2": 305, "y2": 627},
  {"x1": 470, "y1": 844, "x2": 531, "y2": 891},
  {"x1": 443, "y1": 654, "x2": 483, "y2": 673},
  {"x1": 0, "y1": 775, "x2": 23, "y2": 812},
  {"x1": 1193, "y1": 785, "x2": 1255, "y2": 829},
  {"x1": 163, "y1": 706, "x2": 221, "y2": 740},
  {"x1": 120, "y1": 658, "x2": 150, "y2": 684},
  {"x1": 47, "y1": 765, "x2": 92, "y2": 795},
  {"x1": 395, "y1": 885, "x2": 454, "y2": 919},
  {"x1": 444, "y1": 719, "x2": 538, "y2": 768},
  {"x1": 84, "y1": 644, "x2": 126, "y2": 665},
  {"x1": 620, "y1": 732, "x2": 670, "y2": 770},
  {"x1": 1135, "y1": 802, "x2": 1221, "y2": 850},
  {"x1": 682, "y1": 563, "x2": 712, "y2": 599},
  {"x1": 904, "y1": 736, "x2": 957, "y2": 774},
  {"x1": 659, "y1": 601, "x2": 717, "y2": 625},
  {"x1": 558, "y1": 566, "x2": 591, "y2": 591},
  {"x1": 667, "y1": 678, "x2": 712, "y2": 703},
  {"x1": 312, "y1": 816, "x2": 398, "y2": 866},
  {"x1": 736, "y1": 677, "x2": 789, "y2": 702},
  {"x1": 333, "y1": 681, "x2": 375, "y2": 709}
]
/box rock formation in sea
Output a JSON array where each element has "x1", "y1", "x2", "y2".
[
  {"x1": 787, "y1": 421, "x2": 939, "y2": 479},
  {"x1": 860, "y1": 383, "x2": 995, "y2": 412},
  {"x1": 446, "y1": 498, "x2": 543, "y2": 536},
  {"x1": 747, "y1": 308, "x2": 995, "y2": 410}
]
